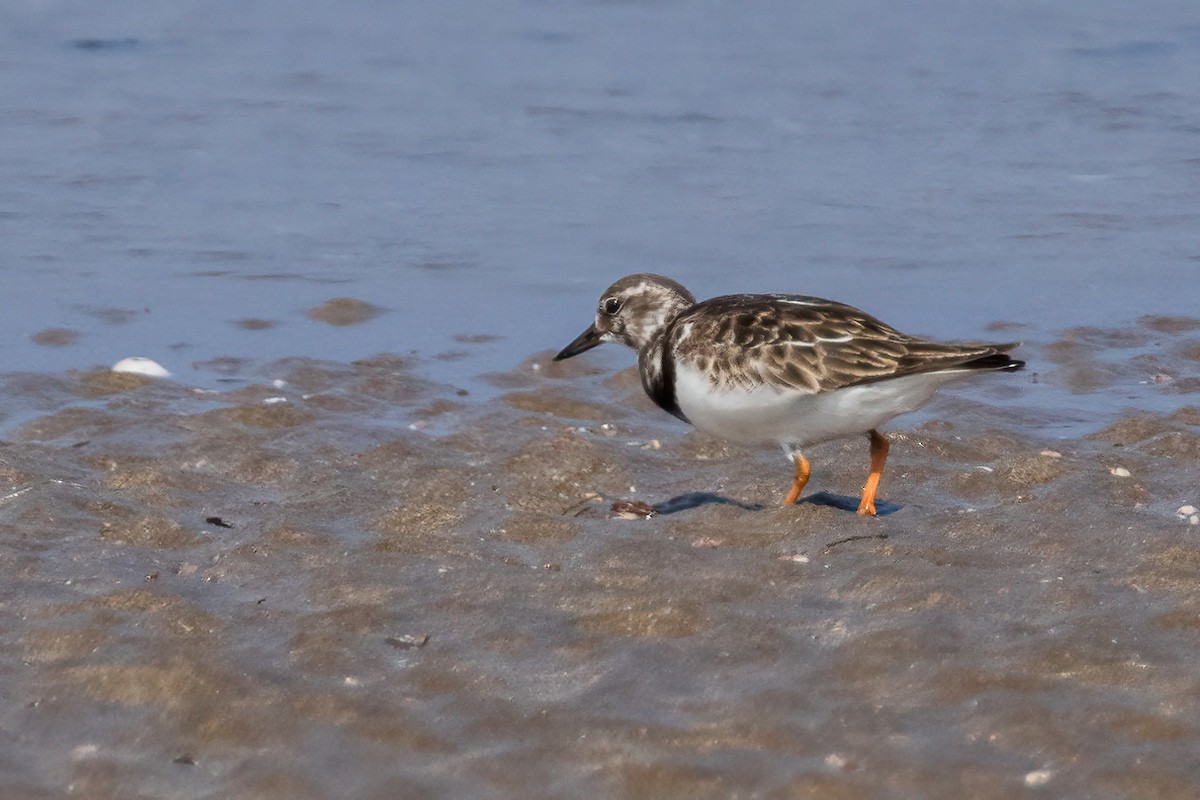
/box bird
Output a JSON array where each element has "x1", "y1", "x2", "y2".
[{"x1": 553, "y1": 274, "x2": 1024, "y2": 515}]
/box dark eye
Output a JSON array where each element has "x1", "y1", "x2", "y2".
[{"x1": 602, "y1": 297, "x2": 622, "y2": 315}]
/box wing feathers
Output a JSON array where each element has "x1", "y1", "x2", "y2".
[{"x1": 668, "y1": 295, "x2": 1021, "y2": 394}]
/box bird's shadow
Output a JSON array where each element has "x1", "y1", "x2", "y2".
[
  {"x1": 800, "y1": 491, "x2": 902, "y2": 517},
  {"x1": 652, "y1": 490, "x2": 901, "y2": 517},
  {"x1": 652, "y1": 492, "x2": 765, "y2": 514}
]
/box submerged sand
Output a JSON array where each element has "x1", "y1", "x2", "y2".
[{"x1": 1, "y1": 321, "x2": 1199, "y2": 798}]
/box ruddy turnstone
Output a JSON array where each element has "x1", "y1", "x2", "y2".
[{"x1": 554, "y1": 274, "x2": 1024, "y2": 515}]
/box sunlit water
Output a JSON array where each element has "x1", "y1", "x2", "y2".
[{"x1": 2, "y1": 1, "x2": 1197, "y2": 418}]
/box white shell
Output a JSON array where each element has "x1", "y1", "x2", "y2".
[{"x1": 111, "y1": 357, "x2": 171, "y2": 378}]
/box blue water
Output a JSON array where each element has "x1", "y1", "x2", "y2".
[{"x1": 1, "y1": 0, "x2": 1197, "y2": 402}]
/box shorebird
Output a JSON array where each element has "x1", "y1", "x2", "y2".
[{"x1": 554, "y1": 274, "x2": 1023, "y2": 515}]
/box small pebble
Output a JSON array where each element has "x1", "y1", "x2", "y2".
[
  {"x1": 641, "y1": 439, "x2": 661, "y2": 450},
  {"x1": 385, "y1": 633, "x2": 430, "y2": 650},
  {"x1": 71, "y1": 744, "x2": 99, "y2": 761},
  {"x1": 1177, "y1": 505, "x2": 1200, "y2": 525},
  {"x1": 1024, "y1": 769, "x2": 1054, "y2": 787},
  {"x1": 777, "y1": 553, "x2": 810, "y2": 563},
  {"x1": 611, "y1": 500, "x2": 655, "y2": 519},
  {"x1": 1109, "y1": 466, "x2": 1131, "y2": 478},
  {"x1": 1039, "y1": 450, "x2": 1062, "y2": 459},
  {"x1": 824, "y1": 753, "x2": 848, "y2": 770},
  {"x1": 262, "y1": 396, "x2": 287, "y2": 405}
]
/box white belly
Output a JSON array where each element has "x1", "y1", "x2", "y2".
[{"x1": 673, "y1": 363, "x2": 964, "y2": 450}]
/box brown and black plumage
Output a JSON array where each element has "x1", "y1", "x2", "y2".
[{"x1": 555, "y1": 274, "x2": 1023, "y2": 514}]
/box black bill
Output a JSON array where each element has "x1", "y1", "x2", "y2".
[{"x1": 553, "y1": 324, "x2": 604, "y2": 361}]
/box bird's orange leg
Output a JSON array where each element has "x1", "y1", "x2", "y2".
[
  {"x1": 857, "y1": 430, "x2": 889, "y2": 516},
  {"x1": 784, "y1": 453, "x2": 811, "y2": 505}
]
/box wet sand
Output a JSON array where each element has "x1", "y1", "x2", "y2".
[{"x1": 1, "y1": 321, "x2": 1199, "y2": 799}]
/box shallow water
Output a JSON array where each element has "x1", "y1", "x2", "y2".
[
  {"x1": 3, "y1": 1, "x2": 1200, "y2": 797},
  {"x1": 2, "y1": 1, "x2": 1198, "y2": 402},
  {"x1": 1, "y1": 341, "x2": 1199, "y2": 798}
]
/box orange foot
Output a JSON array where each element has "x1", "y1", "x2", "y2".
[
  {"x1": 856, "y1": 429, "x2": 890, "y2": 516},
  {"x1": 784, "y1": 453, "x2": 811, "y2": 505}
]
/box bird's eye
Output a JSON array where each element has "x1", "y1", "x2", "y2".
[{"x1": 602, "y1": 297, "x2": 622, "y2": 315}]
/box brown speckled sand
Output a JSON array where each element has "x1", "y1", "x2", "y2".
[{"x1": 1, "y1": 321, "x2": 1198, "y2": 798}]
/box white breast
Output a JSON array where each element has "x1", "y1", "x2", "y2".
[{"x1": 673, "y1": 362, "x2": 967, "y2": 450}]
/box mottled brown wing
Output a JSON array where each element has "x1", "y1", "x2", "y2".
[{"x1": 669, "y1": 294, "x2": 1018, "y2": 393}]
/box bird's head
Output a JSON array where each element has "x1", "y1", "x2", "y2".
[{"x1": 554, "y1": 274, "x2": 696, "y2": 360}]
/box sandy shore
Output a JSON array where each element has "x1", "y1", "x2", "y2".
[{"x1": 1, "y1": 320, "x2": 1199, "y2": 798}]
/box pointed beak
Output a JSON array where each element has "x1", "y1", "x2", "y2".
[{"x1": 553, "y1": 323, "x2": 604, "y2": 361}]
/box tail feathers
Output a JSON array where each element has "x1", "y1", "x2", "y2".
[
  {"x1": 962, "y1": 352, "x2": 1025, "y2": 372},
  {"x1": 901, "y1": 340, "x2": 1025, "y2": 375}
]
